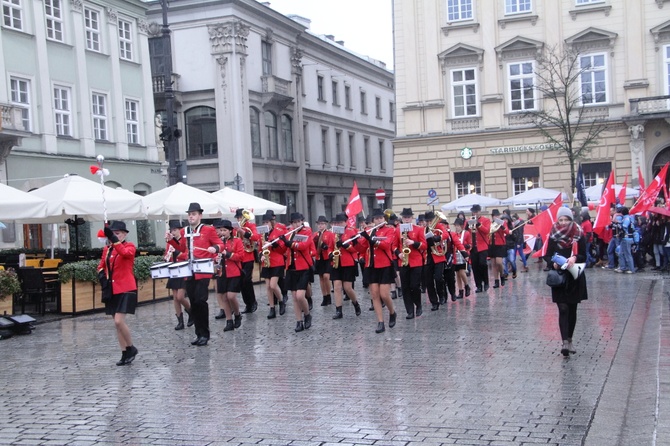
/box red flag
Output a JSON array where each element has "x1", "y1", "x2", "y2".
[
  {"x1": 629, "y1": 162, "x2": 669, "y2": 215},
  {"x1": 638, "y1": 166, "x2": 646, "y2": 191},
  {"x1": 593, "y1": 171, "x2": 615, "y2": 237},
  {"x1": 663, "y1": 181, "x2": 670, "y2": 209},
  {"x1": 345, "y1": 181, "x2": 363, "y2": 227},
  {"x1": 529, "y1": 194, "x2": 563, "y2": 258},
  {"x1": 618, "y1": 172, "x2": 628, "y2": 205}
]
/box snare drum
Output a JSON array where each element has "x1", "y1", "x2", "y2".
[
  {"x1": 168, "y1": 261, "x2": 192, "y2": 278},
  {"x1": 150, "y1": 262, "x2": 173, "y2": 279},
  {"x1": 192, "y1": 258, "x2": 215, "y2": 274}
]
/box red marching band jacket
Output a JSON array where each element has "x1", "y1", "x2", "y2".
[
  {"x1": 237, "y1": 221, "x2": 260, "y2": 263},
  {"x1": 97, "y1": 241, "x2": 137, "y2": 295},
  {"x1": 426, "y1": 222, "x2": 449, "y2": 264},
  {"x1": 333, "y1": 226, "x2": 359, "y2": 268},
  {"x1": 283, "y1": 225, "x2": 313, "y2": 271},
  {"x1": 457, "y1": 229, "x2": 473, "y2": 254},
  {"x1": 168, "y1": 224, "x2": 223, "y2": 280},
  {"x1": 473, "y1": 216, "x2": 492, "y2": 251},
  {"x1": 356, "y1": 224, "x2": 395, "y2": 268},
  {"x1": 312, "y1": 229, "x2": 335, "y2": 262},
  {"x1": 490, "y1": 221, "x2": 509, "y2": 247},
  {"x1": 261, "y1": 224, "x2": 287, "y2": 268},
  {"x1": 218, "y1": 236, "x2": 244, "y2": 278},
  {"x1": 444, "y1": 229, "x2": 466, "y2": 259},
  {"x1": 395, "y1": 223, "x2": 427, "y2": 267}
]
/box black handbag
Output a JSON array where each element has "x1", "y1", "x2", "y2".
[
  {"x1": 546, "y1": 269, "x2": 568, "y2": 288},
  {"x1": 98, "y1": 270, "x2": 113, "y2": 303}
]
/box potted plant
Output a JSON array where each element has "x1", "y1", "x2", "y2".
[{"x1": 0, "y1": 268, "x2": 21, "y2": 315}]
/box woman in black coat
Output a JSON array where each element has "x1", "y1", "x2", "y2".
[{"x1": 547, "y1": 207, "x2": 588, "y2": 357}]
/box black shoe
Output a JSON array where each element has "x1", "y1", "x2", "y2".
[
  {"x1": 191, "y1": 337, "x2": 200, "y2": 345},
  {"x1": 406, "y1": 313, "x2": 415, "y2": 320},
  {"x1": 475, "y1": 287, "x2": 483, "y2": 293},
  {"x1": 320, "y1": 295, "x2": 331, "y2": 306},
  {"x1": 389, "y1": 312, "x2": 396, "y2": 328},
  {"x1": 215, "y1": 309, "x2": 226, "y2": 320},
  {"x1": 125, "y1": 346, "x2": 138, "y2": 364},
  {"x1": 279, "y1": 300, "x2": 286, "y2": 316},
  {"x1": 234, "y1": 313, "x2": 242, "y2": 328},
  {"x1": 451, "y1": 293, "x2": 457, "y2": 302},
  {"x1": 174, "y1": 314, "x2": 185, "y2": 331},
  {"x1": 343, "y1": 295, "x2": 350, "y2": 301},
  {"x1": 484, "y1": 284, "x2": 490, "y2": 292},
  {"x1": 223, "y1": 320, "x2": 234, "y2": 332},
  {"x1": 375, "y1": 322, "x2": 385, "y2": 333},
  {"x1": 333, "y1": 307, "x2": 343, "y2": 320},
  {"x1": 242, "y1": 306, "x2": 253, "y2": 314},
  {"x1": 304, "y1": 314, "x2": 312, "y2": 329},
  {"x1": 186, "y1": 309, "x2": 194, "y2": 327},
  {"x1": 391, "y1": 290, "x2": 397, "y2": 299},
  {"x1": 306, "y1": 296, "x2": 313, "y2": 310},
  {"x1": 195, "y1": 337, "x2": 208, "y2": 346},
  {"x1": 353, "y1": 301, "x2": 361, "y2": 316},
  {"x1": 543, "y1": 267, "x2": 551, "y2": 272},
  {"x1": 458, "y1": 290, "x2": 464, "y2": 300},
  {"x1": 465, "y1": 285, "x2": 471, "y2": 297},
  {"x1": 500, "y1": 277, "x2": 506, "y2": 286},
  {"x1": 431, "y1": 303, "x2": 439, "y2": 311},
  {"x1": 267, "y1": 307, "x2": 276, "y2": 319},
  {"x1": 116, "y1": 350, "x2": 129, "y2": 366},
  {"x1": 295, "y1": 321, "x2": 305, "y2": 332},
  {"x1": 251, "y1": 301, "x2": 258, "y2": 312},
  {"x1": 369, "y1": 303, "x2": 375, "y2": 311},
  {"x1": 493, "y1": 280, "x2": 500, "y2": 289},
  {"x1": 282, "y1": 294, "x2": 288, "y2": 304},
  {"x1": 416, "y1": 306, "x2": 423, "y2": 317}
]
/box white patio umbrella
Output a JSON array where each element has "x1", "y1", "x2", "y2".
[
  {"x1": 501, "y1": 187, "x2": 568, "y2": 207},
  {"x1": 26, "y1": 174, "x2": 145, "y2": 223},
  {"x1": 441, "y1": 193, "x2": 502, "y2": 212},
  {"x1": 585, "y1": 184, "x2": 639, "y2": 202},
  {"x1": 0, "y1": 183, "x2": 49, "y2": 220},
  {"x1": 142, "y1": 182, "x2": 227, "y2": 219},
  {"x1": 211, "y1": 187, "x2": 287, "y2": 216}
]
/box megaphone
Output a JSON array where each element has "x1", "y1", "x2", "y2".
[{"x1": 550, "y1": 253, "x2": 585, "y2": 279}]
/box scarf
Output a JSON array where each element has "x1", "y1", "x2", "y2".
[{"x1": 549, "y1": 221, "x2": 582, "y2": 249}]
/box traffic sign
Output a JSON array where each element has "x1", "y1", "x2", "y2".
[
  {"x1": 427, "y1": 197, "x2": 439, "y2": 206},
  {"x1": 428, "y1": 188, "x2": 437, "y2": 199},
  {"x1": 375, "y1": 188, "x2": 385, "y2": 200}
]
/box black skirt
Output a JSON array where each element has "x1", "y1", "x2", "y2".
[{"x1": 105, "y1": 291, "x2": 138, "y2": 315}]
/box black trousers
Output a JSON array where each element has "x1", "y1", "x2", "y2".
[
  {"x1": 423, "y1": 260, "x2": 445, "y2": 304},
  {"x1": 400, "y1": 265, "x2": 423, "y2": 314},
  {"x1": 185, "y1": 278, "x2": 211, "y2": 339},
  {"x1": 557, "y1": 302, "x2": 578, "y2": 341},
  {"x1": 471, "y1": 249, "x2": 489, "y2": 289},
  {"x1": 443, "y1": 265, "x2": 456, "y2": 298},
  {"x1": 240, "y1": 261, "x2": 256, "y2": 308}
]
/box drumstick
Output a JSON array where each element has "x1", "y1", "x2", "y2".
[{"x1": 194, "y1": 246, "x2": 211, "y2": 252}]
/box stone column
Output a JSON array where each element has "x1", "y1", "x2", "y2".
[
  {"x1": 629, "y1": 124, "x2": 646, "y2": 187},
  {"x1": 209, "y1": 21, "x2": 253, "y2": 193},
  {"x1": 291, "y1": 46, "x2": 308, "y2": 214}
]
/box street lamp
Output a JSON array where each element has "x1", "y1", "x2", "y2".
[{"x1": 158, "y1": 0, "x2": 180, "y2": 186}]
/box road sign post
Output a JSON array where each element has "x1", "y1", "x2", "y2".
[{"x1": 376, "y1": 188, "x2": 385, "y2": 206}]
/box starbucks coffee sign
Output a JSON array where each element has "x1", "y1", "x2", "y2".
[{"x1": 489, "y1": 142, "x2": 561, "y2": 155}]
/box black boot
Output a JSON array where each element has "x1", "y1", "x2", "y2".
[
  {"x1": 391, "y1": 290, "x2": 397, "y2": 299},
  {"x1": 369, "y1": 300, "x2": 375, "y2": 311},
  {"x1": 174, "y1": 314, "x2": 185, "y2": 331},
  {"x1": 389, "y1": 312, "x2": 397, "y2": 328},
  {"x1": 295, "y1": 321, "x2": 305, "y2": 332},
  {"x1": 304, "y1": 313, "x2": 312, "y2": 329},
  {"x1": 279, "y1": 299, "x2": 286, "y2": 315},
  {"x1": 492, "y1": 279, "x2": 500, "y2": 289},
  {"x1": 223, "y1": 320, "x2": 234, "y2": 332},
  {"x1": 267, "y1": 306, "x2": 276, "y2": 319},
  {"x1": 234, "y1": 313, "x2": 242, "y2": 328},
  {"x1": 306, "y1": 296, "x2": 313, "y2": 310},
  {"x1": 185, "y1": 308, "x2": 194, "y2": 327},
  {"x1": 375, "y1": 322, "x2": 385, "y2": 333},
  {"x1": 332, "y1": 306, "x2": 343, "y2": 319},
  {"x1": 458, "y1": 289, "x2": 464, "y2": 300},
  {"x1": 353, "y1": 301, "x2": 361, "y2": 316},
  {"x1": 465, "y1": 285, "x2": 471, "y2": 297},
  {"x1": 321, "y1": 295, "x2": 331, "y2": 306},
  {"x1": 215, "y1": 309, "x2": 226, "y2": 319},
  {"x1": 125, "y1": 346, "x2": 138, "y2": 364},
  {"x1": 116, "y1": 350, "x2": 129, "y2": 366}
]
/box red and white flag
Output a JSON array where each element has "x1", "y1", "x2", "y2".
[
  {"x1": 630, "y1": 162, "x2": 669, "y2": 215},
  {"x1": 530, "y1": 194, "x2": 563, "y2": 258},
  {"x1": 618, "y1": 172, "x2": 628, "y2": 206},
  {"x1": 593, "y1": 171, "x2": 615, "y2": 237},
  {"x1": 345, "y1": 181, "x2": 363, "y2": 227}
]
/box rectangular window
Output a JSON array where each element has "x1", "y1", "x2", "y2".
[
  {"x1": 125, "y1": 99, "x2": 139, "y2": 144},
  {"x1": 53, "y1": 86, "x2": 71, "y2": 136},
  {"x1": 332, "y1": 80, "x2": 339, "y2": 105},
  {"x1": 92, "y1": 93, "x2": 107, "y2": 141},
  {"x1": 317, "y1": 75, "x2": 325, "y2": 101},
  {"x1": 511, "y1": 167, "x2": 540, "y2": 195},
  {"x1": 508, "y1": 61, "x2": 535, "y2": 111},
  {"x1": 10, "y1": 77, "x2": 30, "y2": 131},
  {"x1": 451, "y1": 68, "x2": 478, "y2": 117},
  {"x1": 364, "y1": 136, "x2": 370, "y2": 170},
  {"x1": 321, "y1": 127, "x2": 329, "y2": 165},
  {"x1": 348, "y1": 133, "x2": 355, "y2": 169},
  {"x1": 360, "y1": 90, "x2": 367, "y2": 114},
  {"x1": 665, "y1": 45, "x2": 670, "y2": 95},
  {"x1": 580, "y1": 53, "x2": 607, "y2": 104},
  {"x1": 454, "y1": 171, "x2": 481, "y2": 198},
  {"x1": 45, "y1": 0, "x2": 63, "y2": 41},
  {"x1": 447, "y1": 0, "x2": 472, "y2": 22},
  {"x1": 261, "y1": 40, "x2": 272, "y2": 75},
  {"x1": 375, "y1": 96, "x2": 382, "y2": 119},
  {"x1": 505, "y1": 0, "x2": 531, "y2": 14},
  {"x1": 379, "y1": 139, "x2": 385, "y2": 172},
  {"x1": 335, "y1": 131, "x2": 342, "y2": 166},
  {"x1": 582, "y1": 162, "x2": 611, "y2": 188},
  {"x1": 2, "y1": 0, "x2": 22, "y2": 30},
  {"x1": 344, "y1": 84, "x2": 351, "y2": 109},
  {"x1": 389, "y1": 101, "x2": 395, "y2": 122},
  {"x1": 118, "y1": 19, "x2": 133, "y2": 61},
  {"x1": 84, "y1": 8, "x2": 100, "y2": 52}
]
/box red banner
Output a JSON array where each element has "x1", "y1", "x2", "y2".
[
  {"x1": 593, "y1": 171, "x2": 615, "y2": 237},
  {"x1": 345, "y1": 181, "x2": 363, "y2": 227},
  {"x1": 629, "y1": 162, "x2": 669, "y2": 215},
  {"x1": 529, "y1": 194, "x2": 563, "y2": 258},
  {"x1": 618, "y1": 172, "x2": 628, "y2": 205}
]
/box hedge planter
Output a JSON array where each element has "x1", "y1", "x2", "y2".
[{"x1": 59, "y1": 278, "x2": 169, "y2": 314}]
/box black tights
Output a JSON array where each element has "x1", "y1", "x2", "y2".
[{"x1": 557, "y1": 303, "x2": 578, "y2": 341}]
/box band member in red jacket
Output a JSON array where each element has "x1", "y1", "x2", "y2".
[
  {"x1": 279, "y1": 213, "x2": 313, "y2": 332},
  {"x1": 396, "y1": 208, "x2": 427, "y2": 319},
  {"x1": 330, "y1": 213, "x2": 362, "y2": 319},
  {"x1": 469, "y1": 204, "x2": 491, "y2": 293},
  {"x1": 356, "y1": 209, "x2": 397, "y2": 333},
  {"x1": 98, "y1": 221, "x2": 138, "y2": 366},
  {"x1": 165, "y1": 220, "x2": 192, "y2": 330},
  {"x1": 423, "y1": 211, "x2": 449, "y2": 310},
  {"x1": 260, "y1": 210, "x2": 287, "y2": 319},
  {"x1": 235, "y1": 208, "x2": 261, "y2": 313},
  {"x1": 452, "y1": 218, "x2": 472, "y2": 298},
  {"x1": 489, "y1": 209, "x2": 509, "y2": 288},
  {"x1": 312, "y1": 215, "x2": 334, "y2": 307},
  {"x1": 167, "y1": 202, "x2": 223, "y2": 347},
  {"x1": 213, "y1": 219, "x2": 245, "y2": 332}
]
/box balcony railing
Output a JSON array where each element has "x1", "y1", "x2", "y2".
[
  {"x1": 261, "y1": 75, "x2": 292, "y2": 96},
  {"x1": 152, "y1": 73, "x2": 181, "y2": 94},
  {"x1": 629, "y1": 95, "x2": 670, "y2": 115},
  {"x1": 0, "y1": 103, "x2": 26, "y2": 132}
]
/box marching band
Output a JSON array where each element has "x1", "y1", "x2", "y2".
[{"x1": 155, "y1": 202, "x2": 523, "y2": 337}]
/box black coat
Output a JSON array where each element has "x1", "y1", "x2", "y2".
[{"x1": 547, "y1": 235, "x2": 588, "y2": 304}]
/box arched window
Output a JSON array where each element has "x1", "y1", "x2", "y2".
[
  {"x1": 265, "y1": 111, "x2": 278, "y2": 159},
  {"x1": 281, "y1": 114, "x2": 293, "y2": 161},
  {"x1": 250, "y1": 107, "x2": 261, "y2": 158},
  {"x1": 185, "y1": 106, "x2": 217, "y2": 159}
]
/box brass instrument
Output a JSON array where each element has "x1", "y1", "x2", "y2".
[
  {"x1": 262, "y1": 248, "x2": 271, "y2": 268},
  {"x1": 316, "y1": 230, "x2": 325, "y2": 259},
  {"x1": 261, "y1": 224, "x2": 304, "y2": 250},
  {"x1": 428, "y1": 211, "x2": 448, "y2": 256},
  {"x1": 342, "y1": 221, "x2": 387, "y2": 244},
  {"x1": 489, "y1": 218, "x2": 504, "y2": 234},
  {"x1": 238, "y1": 209, "x2": 255, "y2": 253},
  {"x1": 384, "y1": 209, "x2": 394, "y2": 222},
  {"x1": 332, "y1": 233, "x2": 341, "y2": 269},
  {"x1": 401, "y1": 228, "x2": 411, "y2": 267}
]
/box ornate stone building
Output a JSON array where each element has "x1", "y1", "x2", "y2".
[
  {"x1": 393, "y1": 0, "x2": 670, "y2": 211},
  {"x1": 146, "y1": 0, "x2": 395, "y2": 222}
]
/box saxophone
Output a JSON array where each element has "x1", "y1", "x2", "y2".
[
  {"x1": 262, "y1": 232, "x2": 271, "y2": 268},
  {"x1": 316, "y1": 230, "x2": 325, "y2": 259},
  {"x1": 332, "y1": 233, "x2": 341, "y2": 269},
  {"x1": 401, "y1": 229, "x2": 411, "y2": 267}
]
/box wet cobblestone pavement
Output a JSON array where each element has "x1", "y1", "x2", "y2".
[{"x1": 1, "y1": 264, "x2": 668, "y2": 445}]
